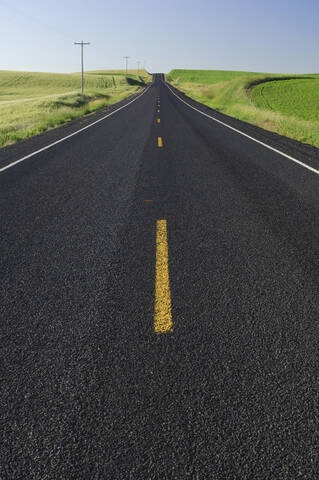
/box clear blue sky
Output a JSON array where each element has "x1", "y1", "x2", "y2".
[{"x1": 1, "y1": 0, "x2": 319, "y2": 74}]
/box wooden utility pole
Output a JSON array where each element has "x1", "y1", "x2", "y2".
[{"x1": 74, "y1": 40, "x2": 90, "y2": 95}]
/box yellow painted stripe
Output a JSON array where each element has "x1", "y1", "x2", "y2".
[
  {"x1": 158, "y1": 137, "x2": 163, "y2": 147},
  {"x1": 154, "y1": 220, "x2": 173, "y2": 333},
  {"x1": 157, "y1": 118, "x2": 160, "y2": 123}
]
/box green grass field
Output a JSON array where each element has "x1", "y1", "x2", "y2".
[
  {"x1": 251, "y1": 77, "x2": 319, "y2": 122},
  {"x1": 88, "y1": 69, "x2": 151, "y2": 80},
  {"x1": 166, "y1": 69, "x2": 258, "y2": 84},
  {"x1": 0, "y1": 69, "x2": 150, "y2": 148},
  {"x1": 166, "y1": 69, "x2": 319, "y2": 148}
]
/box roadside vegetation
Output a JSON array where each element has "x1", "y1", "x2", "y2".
[
  {"x1": 87, "y1": 69, "x2": 151, "y2": 81},
  {"x1": 166, "y1": 69, "x2": 319, "y2": 148},
  {"x1": 0, "y1": 69, "x2": 151, "y2": 148}
]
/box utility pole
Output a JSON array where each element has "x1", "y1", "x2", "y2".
[
  {"x1": 137, "y1": 61, "x2": 140, "y2": 73},
  {"x1": 123, "y1": 56, "x2": 130, "y2": 75},
  {"x1": 74, "y1": 40, "x2": 90, "y2": 95}
]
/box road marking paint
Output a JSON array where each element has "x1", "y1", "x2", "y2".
[
  {"x1": 166, "y1": 84, "x2": 319, "y2": 176},
  {"x1": 144, "y1": 199, "x2": 153, "y2": 202},
  {"x1": 157, "y1": 118, "x2": 161, "y2": 123},
  {"x1": 0, "y1": 85, "x2": 152, "y2": 173},
  {"x1": 158, "y1": 137, "x2": 163, "y2": 147},
  {"x1": 154, "y1": 220, "x2": 173, "y2": 334},
  {"x1": 157, "y1": 109, "x2": 160, "y2": 113}
]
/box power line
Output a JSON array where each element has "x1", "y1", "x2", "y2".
[{"x1": 74, "y1": 41, "x2": 90, "y2": 95}]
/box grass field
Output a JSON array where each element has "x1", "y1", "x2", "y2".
[
  {"x1": 88, "y1": 69, "x2": 151, "y2": 80},
  {"x1": 0, "y1": 70, "x2": 150, "y2": 148},
  {"x1": 166, "y1": 69, "x2": 319, "y2": 148},
  {"x1": 166, "y1": 69, "x2": 258, "y2": 84},
  {"x1": 251, "y1": 78, "x2": 319, "y2": 122}
]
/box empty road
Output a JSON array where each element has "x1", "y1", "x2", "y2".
[{"x1": 1, "y1": 74, "x2": 319, "y2": 479}]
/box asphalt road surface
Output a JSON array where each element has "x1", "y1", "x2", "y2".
[{"x1": 1, "y1": 74, "x2": 319, "y2": 479}]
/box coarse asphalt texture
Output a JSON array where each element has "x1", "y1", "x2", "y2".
[{"x1": 1, "y1": 74, "x2": 319, "y2": 479}]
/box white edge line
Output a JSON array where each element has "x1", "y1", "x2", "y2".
[
  {"x1": 165, "y1": 83, "x2": 319, "y2": 176},
  {"x1": 0, "y1": 85, "x2": 151, "y2": 173}
]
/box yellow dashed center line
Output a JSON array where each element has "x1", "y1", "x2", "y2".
[
  {"x1": 157, "y1": 118, "x2": 160, "y2": 124},
  {"x1": 158, "y1": 137, "x2": 163, "y2": 147},
  {"x1": 154, "y1": 220, "x2": 173, "y2": 334}
]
